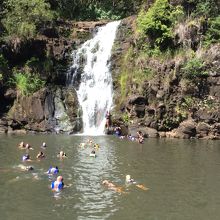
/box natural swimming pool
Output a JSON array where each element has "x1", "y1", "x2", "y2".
[{"x1": 1, "y1": 134, "x2": 220, "y2": 220}]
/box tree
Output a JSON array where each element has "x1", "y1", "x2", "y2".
[{"x1": 2, "y1": 0, "x2": 54, "y2": 38}]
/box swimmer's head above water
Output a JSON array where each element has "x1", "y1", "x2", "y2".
[{"x1": 126, "y1": 175, "x2": 135, "y2": 183}]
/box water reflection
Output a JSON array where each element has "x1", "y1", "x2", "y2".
[{"x1": 73, "y1": 137, "x2": 119, "y2": 219}]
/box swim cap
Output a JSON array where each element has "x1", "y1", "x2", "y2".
[{"x1": 126, "y1": 175, "x2": 131, "y2": 182}]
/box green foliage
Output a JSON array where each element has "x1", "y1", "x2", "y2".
[
  {"x1": 0, "y1": 54, "x2": 8, "y2": 82},
  {"x1": 191, "y1": 0, "x2": 219, "y2": 18},
  {"x1": 118, "y1": 47, "x2": 154, "y2": 103},
  {"x1": 162, "y1": 117, "x2": 182, "y2": 131},
  {"x1": 50, "y1": 0, "x2": 143, "y2": 20},
  {"x1": 137, "y1": 0, "x2": 184, "y2": 51},
  {"x1": 2, "y1": 0, "x2": 54, "y2": 38},
  {"x1": 119, "y1": 47, "x2": 133, "y2": 99},
  {"x1": 88, "y1": 5, "x2": 121, "y2": 20},
  {"x1": 122, "y1": 112, "x2": 130, "y2": 124},
  {"x1": 24, "y1": 56, "x2": 53, "y2": 74},
  {"x1": 10, "y1": 69, "x2": 45, "y2": 96},
  {"x1": 182, "y1": 57, "x2": 208, "y2": 79},
  {"x1": 204, "y1": 16, "x2": 220, "y2": 46},
  {"x1": 133, "y1": 67, "x2": 154, "y2": 84},
  {"x1": 0, "y1": 54, "x2": 8, "y2": 71}
]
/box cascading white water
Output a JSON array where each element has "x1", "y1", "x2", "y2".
[{"x1": 67, "y1": 21, "x2": 120, "y2": 135}]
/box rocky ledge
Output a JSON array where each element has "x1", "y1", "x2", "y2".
[
  {"x1": 0, "y1": 87, "x2": 82, "y2": 134},
  {"x1": 110, "y1": 17, "x2": 220, "y2": 140}
]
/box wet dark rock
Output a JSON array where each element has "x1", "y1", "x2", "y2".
[{"x1": 7, "y1": 87, "x2": 81, "y2": 133}]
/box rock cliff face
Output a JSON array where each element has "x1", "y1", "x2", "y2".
[
  {"x1": 0, "y1": 87, "x2": 81, "y2": 134},
  {"x1": 110, "y1": 17, "x2": 220, "y2": 139},
  {"x1": 0, "y1": 17, "x2": 219, "y2": 139},
  {"x1": 0, "y1": 20, "x2": 106, "y2": 134}
]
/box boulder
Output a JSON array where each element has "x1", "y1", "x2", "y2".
[
  {"x1": 7, "y1": 86, "x2": 82, "y2": 133},
  {"x1": 128, "y1": 125, "x2": 158, "y2": 138},
  {"x1": 166, "y1": 120, "x2": 197, "y2": 139},
  {"x1": 196, "y1": 122, "x2": 211, "y2": 138}
]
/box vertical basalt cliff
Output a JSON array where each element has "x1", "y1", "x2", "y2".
[{"x1": 110, "y1": 15, "x2": 220, "y2": 139}]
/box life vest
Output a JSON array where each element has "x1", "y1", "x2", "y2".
[
  {"x1": 51, "y1": 181, "x2": 64, "y2": 192},
  {"x1": 48, "y1": 167, "x2": 59, "y2": 174},
  {"x1": 22, "y1": 155, "x2": 29, "y2": 161}
]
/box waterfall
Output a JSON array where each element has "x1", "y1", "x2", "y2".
[{"x1": 67, "y1": 21, "x2": 120, "y2": 135}]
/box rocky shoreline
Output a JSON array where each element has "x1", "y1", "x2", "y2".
[{"x1": 0, "y1": 17, "x2": 220, "y2": 139}]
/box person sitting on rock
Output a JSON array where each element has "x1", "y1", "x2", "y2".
[{"x1": 114, "y1": 126, "x2": 122, "y2": 137}]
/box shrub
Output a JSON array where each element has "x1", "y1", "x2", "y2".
[
  {"x1": 10, "y1": 69, "x2": 45, "y2": 96},
  {"x1": 182, "y1": 57, "x2": 208, "y2": 79},
  {"x1": 204, "y1": 16, "x2": 220, "y2": 46},
  {"x1": 0, "y1": 54, "x2": 9, "y2": 82},
  {"x1": 2, "y1": 0, "x2": 54, "y2": 38},
  {"x1": 137, "y1": 0, "x2": 184, "y2": 51}
]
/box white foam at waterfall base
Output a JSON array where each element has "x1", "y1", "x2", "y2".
[{"x1": 68, "y1": 21, "x2": 120, "y2": 135}]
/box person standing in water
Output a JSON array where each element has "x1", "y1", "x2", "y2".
[
  {"x1": 51, "y1": 176, "x2": 64, "y2": 192},
  {"x1": 105, "y1": 111, "x2": 112, "y2": 130}
]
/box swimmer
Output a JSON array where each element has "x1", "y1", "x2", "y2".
[
  {"x1": 90, "y1": 150, "x2": 96, "y2": 157},
  {"x1": 17, "y1": 164, "x2": 34, "y2": 171},
  {"x1": 51, "y1": 176, "x2": 64, "y2": 192},
  {"x1": 22, "y1": 154, "x2": 31, "y2": 162},
  {"x1": 36, "y1": 151, "x2": 45, "y2": 159},
  {"x1": 125, "y1": 175, "x2": 149, "y2": 191},
  {"x1": 125, "y1": 175, "x2": 136, "y2": 184},
  {"x1": 102, "y1": 180, "x2": 124, "y2": 193},
  {"x1": 18, "y1": 141, "x2": 25, "y2": 149},
  {"x1": 41, "y1": 142, "x2": 47, "y2": 148},
  {"x1": 93, "y1": 143, "x2": 100, "y2": 149},
  {"x1": 47, "y1": 166, "x2": 59, "y2": 175},
  {"x1": 57, "y1": 151, "x2": 67, "y2": 159},
  {"x1": 136, "y1": 184, "x2": 149, "y2": 191},
  {"x1": 87, "y1": 139, "x2": 93, "y2": 145},
  {"x1": 79, "y1": 143, "x2": 86, "y2": 148},
  {"x1": 25, "y1": 143, "x2": 33, "y2": 150}
]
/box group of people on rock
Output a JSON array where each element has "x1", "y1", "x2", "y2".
[
  {"x1": 17, "y1": 140, "x2": 67, "y2": 192},
  {"x1": 105, "y1": 110, "x2": 145, "y2": 144},
  {"x1": 114, "y1": 127, "x2": 145, "y2": 144}
]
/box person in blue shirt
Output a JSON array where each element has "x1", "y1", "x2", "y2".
[
  {"x1": 51, "y1": 176, "x2": 64, "y2": 192},
  {"x1": 47, "y1": 166, "x2": 59, "y2": 174}
]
